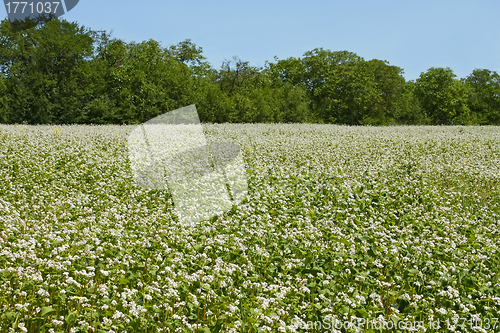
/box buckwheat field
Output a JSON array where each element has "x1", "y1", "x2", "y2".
[{"x1": 0, "y1": 124, "x2": 499, "y2": 333}]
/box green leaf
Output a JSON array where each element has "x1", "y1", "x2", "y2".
[
  {"x1": 1, "y1": 311, "x2": 15, "y2": 320},
  {"x1": 197, "y1": 328, "x2": 211, "y2": 333},
  {"x1": 41, "y1": 306, "x2": 55, "y2": 317},
  {"x1": 339, "y1": 306, "x2": 350, "y2": 314},
  {"x1": 356, "y1": 308, "x2": 369, "y2": 317},
  {"x1": 390, "y1": 314, "x2": 401, "y2": 325},
  {"x1": 65, "y1": 312, "x2": 77, "y2": 325}
]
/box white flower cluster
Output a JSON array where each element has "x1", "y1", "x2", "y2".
[{"x1": 0, "y1": 124, "x2": 498, "y2": 331}]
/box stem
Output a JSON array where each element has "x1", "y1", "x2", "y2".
[
  {"x1": 141, "y1": 230, "x2": 158, "y2": 286},
  {"x1": 197, "y1": 304, "x2": 199, "y2": 328},
  {"x1": 202, "y1": 298, "x2": 206, "y2": 327},
  {"x1": 141, "y1": 256, "x2": 148, "y2": 286},
  {"x1": 411, "y1": 281, "x2": 414, "y2": 318},
  {"x1": 386, "y1": 286, "x2": 390, "y2": 318}
]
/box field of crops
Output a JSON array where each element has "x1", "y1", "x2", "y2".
[{"x1": 0, "y1": 124, "x2": 499, "y2": 333}]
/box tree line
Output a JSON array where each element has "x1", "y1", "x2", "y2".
[{"x1": 1, "y1": 18, "x2": 499, "y2": 125}]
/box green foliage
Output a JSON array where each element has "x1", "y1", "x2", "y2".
[
  {"x1": 360, "y1": 59, "x2": 407, "y2": 125},
  {"x1": 0, "y1": 73, "x2": 6, "y2": 123},
  {"x1": 113, "y1": 39, "x2": 196, "y2": 123},
  {"x1": 464, "y1": 69, "x2": 500, "y2": 125},
  {"x1": 166, "y1": 38, "x2": 212, "y2": 76},
  {"x1": 266, "y1": 58, "x2": 316, "y2": 123},
  {"x1": 301, "y1": 48, "x2": 367, "y2": 124},
  {"x1": 391, "y1": 81, "x2": 430, "y2": 125},
  {"x1": 415, "y1": 67, "x2": 473, "y2": 125},
  {"x1": 208, "y1": 57, "x2": 313, "y2": 123},
  {"x1": 0, "y1": 124, "x2": 499, "y2": 332},
  {"x1": 0, "y1": 18, "x2": 499, "y2": 125},
  {"x1": 0, "y1": 18, "x2": 96, "y2": 124},
  {"x1": 269, "y1": 49, "x2": 409, "y2": 125},
  {"x1": 276, "y1": 82, "x2": 312, "y2": 123}
]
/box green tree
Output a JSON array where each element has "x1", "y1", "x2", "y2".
[
  {"x1": 86, "y1": 37, "x2": 202, "y2": 124},
  {"x1": 392, "y1": 81, "x2": 429, "y2": 125},
  {"x1": 267, "y1": 56, "x2": 306, "y2": 87},
  {"x1": 266, "y1": 57, "x2": 317, "y2": 123},
  {"x1": 269, "y1": 49, "x2": 408, "y2": 125},
  {"x1": 214, "y1": 57, "x2": 272, "y2": 122},
  {"x1": 414, "y1": 67, "x2": 472, "y2": 125},
  {"x1": 0, "y1": 72, "x2": 6, "y2": 122},
  {"x1": 301, "y1": 48, "x2": 367, "y2": 124},
  {"x1": 274, "y1": 82, "x2": 312, "y2": 123},
  {"x1": 464, "y1": 69, "x2": 500, "y2": 125},
  {"x1": 3, "y1": 16, "x2": 497, "y2": 126},
  {"x1": 166, "y1": 39, "x2": 211, "y2": 76},
  {"x1": 0, "y1": 18, "x2": 97, "y2": 124},
  {"x1": 360, "y1": 59, "x2": 407, "y2": 125},
  {"x1": 116, "y1": 39, "x2": 197, "y2": 123},
  {"x1": 216, "y1": 58, "x2": 262, "y2": 96},
  {"x1": 81, "y1": 35, "x2": 128, "y2": 124}
]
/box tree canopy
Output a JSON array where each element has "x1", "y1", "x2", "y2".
[{"x1": 0, "y1": 17, "x2": 499, "y2": 125}]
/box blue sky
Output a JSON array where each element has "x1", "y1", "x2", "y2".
[{"x1": 2, "y1": 0, "x2": 500, "y2": 81}]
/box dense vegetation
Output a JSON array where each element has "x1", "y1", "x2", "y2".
[
  {"x1": 1, "y1": 18, "x2": 500, "y2": 125},
  {"x1": 0, "y1": 124, "x2": 499, "y2": 332}
]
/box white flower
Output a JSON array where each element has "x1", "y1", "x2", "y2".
[{"x1": 17, "y1": 323, "x2": 28, "y2": 332}]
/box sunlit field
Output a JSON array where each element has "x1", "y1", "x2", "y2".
[{"x1": 0, "y1": 124, "x2": 499, "y2": 333}]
